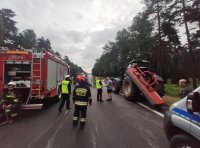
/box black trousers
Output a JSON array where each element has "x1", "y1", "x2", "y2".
[
  {"x1": 97, "y1": 89, "x2": 102, "y2": 101},
  {"x1": 73, "y1": 105, "x2": 87, "y2": 123},
  {"x1": 59, "y1": 94, "x2": 70, "y2": 110}
]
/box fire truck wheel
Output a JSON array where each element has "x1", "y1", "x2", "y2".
[
  {"x1": 112, "y1": 79, "x2": 120, "y2": 93},
  {"x1": 122, "y1": 76, "x2": 140, "y2": 101}
]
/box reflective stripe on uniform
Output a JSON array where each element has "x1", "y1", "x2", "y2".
[
  {"x1": 80, "y1": 118, "x2": 86, "y2": 122},
  {"x1": 6, "y1": 95, "x2": 15, "y2": 98},
  {"x1": 73, "y1": 117, "x2": 78, "y2": 120},
  {"x1": 14, "y1": 99, "x2": 19, "y2": 102},
  {"x1": 75, "y1": 101, "x2": 88, "y2": 106},
  {"x1": 11, "y1": 113, "x2": 18, "y2": 117},
  {"x1": 75, "y1": 88, "x2": 87, "y2": 96},
  {"x1": 6, "y1": 96, "x2": 14, "y2": 98},
  {"x1": 5, "y1": 109, "x2": 11, "y2": 113}
]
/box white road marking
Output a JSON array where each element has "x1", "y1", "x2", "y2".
[
  {"x1": 28, "y1": 111, "x2": 66, "y2": 148},
  {"x1": 45, "y1": 110, "x2": 69, "y2": 148},
  {"x1": 137, "y1": 102, "x2": 164, "y2": 118},
  {"x1": 119, "y1": 92, "x2": 164, "y2": 118},
  {"x1": 91, "y1": 132, "x2": 97, "y2": 148},
  {"x1": 95, "y1": 121, "x2": 98, "y2": 132},
  {"x1": 64, "y1": 109, "x2": 69, "y2": 115}
]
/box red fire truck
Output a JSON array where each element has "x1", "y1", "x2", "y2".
[{"x1": 0, "y1": 48, "x2": 70, "y2": 109}]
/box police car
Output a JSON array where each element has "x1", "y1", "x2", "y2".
[{"x1": 164, "y1": 86, "x2": 200, "y2": 148}]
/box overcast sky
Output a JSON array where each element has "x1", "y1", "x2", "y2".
[{"x1": 1, "y1": 0, "x2": 144, "y2": 72}]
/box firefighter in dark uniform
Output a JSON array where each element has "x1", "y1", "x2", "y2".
[
  {"x1": 58, "y1": 75, "x2": 71, "y2": 112},
  {"x1": 2, "y1": 82, "x2": 21, "y2": 123},
  {"x1": 73, "y1": 75, "x2": 92, "y2": 128}
]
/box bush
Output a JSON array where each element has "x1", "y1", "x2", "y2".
[{"x1": 164, "y1": 83, "x2": 180, "y2": 97}]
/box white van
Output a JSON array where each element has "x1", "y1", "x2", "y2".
[{"x1": 164, "y1": 87, "x2": 200, "y2": 148}]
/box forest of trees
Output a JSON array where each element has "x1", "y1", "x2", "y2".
[
  {"x1": 0, "y1": 8, "x2": 84, "y2": 75},
  {"x1": 92, "y1": 0, "x2": 200, "y2": 88}
]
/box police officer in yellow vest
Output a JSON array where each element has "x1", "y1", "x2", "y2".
[
  {"x1": 73, "y1": 75, "x2": 92, "y2": 128},
  {"x1": 96, "y1": 77, "x2": 103, "y2": 102},
  {"x1": 58, "y1": 75, "x2": 71, "y2": 112}
]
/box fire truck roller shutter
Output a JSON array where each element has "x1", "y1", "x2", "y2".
[
  {"x1": 56, "y1": 63, "x2": 63, "y2": 100},
  {"x1": 47, "y1": 59, "x2": 57, "y2": 91},
  {"x1": 57, "y1": 63, "x2": 64, "y2": 84}
]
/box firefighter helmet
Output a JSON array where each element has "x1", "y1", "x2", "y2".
[
  {"x1": 7, "y1": 81, "x2": 16, "y2": 86},
  {"x1": 65, "y1": 75, "x2": 70, "y2": 78},
  {"x1": 76, "y1": 75, "x2": 86, "y2": 82}
]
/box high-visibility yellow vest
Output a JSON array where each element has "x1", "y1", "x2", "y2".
[
  {"x1": 62, "y1": 80, "x2": 70, "y2": 94},
  {"x1": 96, "y1": 80, "x2": 102, "y2": 89}
]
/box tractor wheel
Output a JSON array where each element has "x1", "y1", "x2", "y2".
[
  {"x1": 155, "y1": 82, "x2": 165, "y2": 97},
  {"x1": 112, "y1": 79, "x2": 120, "y2": 93},
  {"x1": 122, "y1": 76, "x2": 140, "y2": 101}
]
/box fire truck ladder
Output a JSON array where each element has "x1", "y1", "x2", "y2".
[{"x1": 26, "y1": 52, "x2": 43, "y2": 104}]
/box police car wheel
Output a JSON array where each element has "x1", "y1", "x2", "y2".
[{"x1": 170, "y1": 134, "x2": 200, "y2": 148}]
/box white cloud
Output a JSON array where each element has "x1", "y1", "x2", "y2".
[{"x1": 0, "y1": 0, "x2": 144, "y2": 72}]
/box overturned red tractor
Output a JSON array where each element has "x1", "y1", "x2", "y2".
[{"x1": 112, "y1": 60, "x2": 165, "y2": 106}]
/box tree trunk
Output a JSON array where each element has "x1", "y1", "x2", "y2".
[
  {"x1": 156, "y1": 0, "x2": 163, "y2": 76},
  {"x1": 182, "y1": 0, "x2": 197, "y2": 89}
]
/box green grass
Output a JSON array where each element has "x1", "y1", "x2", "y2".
[
  {"x1": 163, "y1": 95, "x2": 180, "y2": 107},
  {"x1": 163, "y1": 83, "x2": 181, "y2": 107},
  {"x1": 164, "y1": 83, "x2": 180, "y2": 97}
]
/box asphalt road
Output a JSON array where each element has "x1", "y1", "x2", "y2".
[{"x1": 0, "y1": 87, "x2": 169, "y2": 148}]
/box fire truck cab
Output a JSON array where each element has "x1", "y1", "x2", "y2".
[{"x1": 0, "y1": 48, "x2": 70, "y2": 109}]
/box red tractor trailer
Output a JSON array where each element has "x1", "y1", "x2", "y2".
[{"x1": 0, "y1": 49, "x2": 70, "y2": 109}]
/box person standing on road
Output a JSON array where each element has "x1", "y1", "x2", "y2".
[
  {"x1": 2, "y1": 82, "x2": 21, "y2": 123},
  {"x1": 179, "y1": 79, "x2": 192, "y2": 99},
  {"x1": 96, "y1": 77, "x2": 103, "y2": 102},
  {"x1": 106, "y1": 77, "x2": 113, "y2": 101},
  {"x1": 58, "y1": 75, "x2": 71, "y2": 112},
  {"x1": 72, "y1": 75, "x2": 92, "y2": 129}
]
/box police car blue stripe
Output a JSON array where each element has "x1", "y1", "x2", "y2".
[{"x1": 172, "y1": 108, "x2": 200, "y2": 123}]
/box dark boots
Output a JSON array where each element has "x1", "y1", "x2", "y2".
[
  {"x1": 73, "y1": 120, "x2": 85, "y2": 129},
  {"x1": 80, "y1": 121, "x2": 85, "y2": 129},
  {"x1": 73, "y1": 120, "x2": 78, "y2": 127}
]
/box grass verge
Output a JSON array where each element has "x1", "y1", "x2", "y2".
[
  {"x1": 164, "y1": 83, "x2": 180, "y2": 97},
  {"x1": 163, "y1": 95, "x2": 180, "y2": 107}
]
